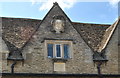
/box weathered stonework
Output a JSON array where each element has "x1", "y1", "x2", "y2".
[
  {"x1": 2, "y1": 3, "x2": 96, "y2": 74},
  {"x1": 1, "y1": 2, "x2": 119, "y2": 76},
  {"x1": 102, "y1": 26, "x2": 119, "y2": 74}
]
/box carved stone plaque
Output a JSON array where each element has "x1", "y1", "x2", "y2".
[
  {"x1": 54, "y1": 62, "x2": 65, "y2": 71},
  {"x1": 52, "y1": 15, "x2": 65, "y2": 33},
  {"x1": 53, "y1": 19, "x2": 64, "y2": 33}
]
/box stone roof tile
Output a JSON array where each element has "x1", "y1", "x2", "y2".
[
  {"x1": 2, "y1": 17, "x2": 41, "y2": 48},
  {"x1": 73, "y1": 22, "x2": 110, "y2": 51},
  {"x1": 1, "y1": 17, "x2": 115, "y2": 52}
]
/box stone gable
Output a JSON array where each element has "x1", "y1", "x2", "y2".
[
  {"x1": 19, "y1": 3, "x2": 94, "y2": 74},
  {"x1": 0, "y1": 2, "x2": 119, "y2": 76}
]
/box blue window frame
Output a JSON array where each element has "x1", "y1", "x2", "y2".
[
  {"x1": 64, "y1": 44, "x2": 69, "y2": 58},
  {"x1": 47, "y1": 43, "x2": 71, "y2": 59},
  {"x1": 56, "y1": 44, "x2": 62, "y2": 58},
  {"x1": 47, "y1": 44, "x2": 53, "y2": 58}
]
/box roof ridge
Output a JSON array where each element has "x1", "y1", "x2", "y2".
[
  {"x1": 73, "y1": 22, "x2": 111, "y2": 26},
  {"x1": 1, "y1": 17, "x2": 111, "y2": 26},
  {"x1": 1, "y1": 17, "x2": 42, "y2": 21}
]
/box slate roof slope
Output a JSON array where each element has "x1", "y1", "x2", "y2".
[
  {"x1": 2, "y1": 17, "x2": 41, "y2": 48},
  {"x1": 73, "y1": 22, "x2": 110, "y2": 51},
  {"x1": 97, "y1": 17, "x2": 120, "y2": 52},
  {"x1": 2, "y1": 17, "x2": 111, "y2": 51}
]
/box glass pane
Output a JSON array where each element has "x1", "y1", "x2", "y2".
[
  {"x1": 56, "y1": 44, "x2": 61, "y2": 57},
  {"x1": 47, "y1": 44, "x2": 53, "y2": 58},
  {"x1": 64, "y1": 44, "x2": 69, "y2": 58}
]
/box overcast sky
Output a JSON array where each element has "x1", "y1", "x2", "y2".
[{"x1": 0, "y1": 0, "x2": 119, "y2": 24}]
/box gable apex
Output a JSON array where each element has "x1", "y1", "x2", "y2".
[
  {"x1": 53, "y1": 2, "x2": 58, "y2": 5},
  {"x1": 41, "y1": 2, "x2": 72, "y2": 23}
]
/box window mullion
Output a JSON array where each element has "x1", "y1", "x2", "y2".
[
  {"x1": 53, "y1": 44, "x2": 55, "y2": 58},
  {"x1": 60, "y1": 44, "x2": 62, "y2": 58},
  {"x1": 61, "y1": 44, "x2": 64, "y2": 58}
]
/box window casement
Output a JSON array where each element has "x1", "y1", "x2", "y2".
[
  {"x1": 47, "y1": 44, "x2": 53, "y2": 58},
  {"x1": 55, "y1": 44, "x2": 62, "y2": 58},
  {"x1": 45, "y1": 40, "x2": 72, "y2": 59}
]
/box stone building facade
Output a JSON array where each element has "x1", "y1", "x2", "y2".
[{"x1": 0, "y1": 2, "x2": 120, "y2": 78}]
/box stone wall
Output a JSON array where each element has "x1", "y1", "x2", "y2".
[
  {"x1": 5, "y1": 4, "x2": 96, "y2": 74},
  {"x1": 1, "y1": 4, "x2": 119, "y2": 75},
  {"x1": 118, "y1": 18, "x2": 120, "y2": 74},
  {"x1": 1, "y1": 39, "x2": 10, "y2": 73},
  {"x1": 101, "y1": 26, "x2": 118, "y2": 74}
]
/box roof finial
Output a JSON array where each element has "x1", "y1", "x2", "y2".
[{"x1": 53, "y1": 2, "x2": 58, "y2": 5}]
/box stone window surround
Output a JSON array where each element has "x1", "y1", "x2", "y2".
[{"x1": 45, "y1": 40, "x2": 73, "y2": 59}]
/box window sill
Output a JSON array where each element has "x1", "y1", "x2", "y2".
[{"x1": 52, "y1": 58, "x2": 68, "y2": 62}]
